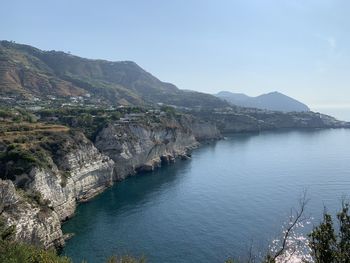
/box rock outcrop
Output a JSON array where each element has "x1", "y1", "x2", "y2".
[
  {"x1": 0, "y1": 131, "x2": 115, "y2": 248},
  {"x1": 1, "y1": 106, "x2": 348, "y2": 251},
  {"x1": 1, "y1": 115, "x2": 222, "y2": 249},
  {"x1": 178, "y1": 115, "x2": 222, "y2": 141},
  {"x1": 29, "y1": 132, "x2": 115, "y2": 221},
  {"x1": 95, "y1": 116, "x2": 201, "y2": 180},
  {"x1": 0, "y1": 179, "x2": 64, "y2": 249}
]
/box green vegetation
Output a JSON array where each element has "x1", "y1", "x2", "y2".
[
  {"x1": 0, "y1": 144, "x2": 50, "y2": 182},
  {"x1": 308, "y1": 203, "x2": 350, "y2": 262},
  {"x1": 0, "y1": 40, "x2": 227, "y2": 109},
  {"x1": 0, "y1": 218, "x2": 68, "y2": 263},
  {"x1": 0, "y1": 217, "x2": 145, "y2": 263},
  {"x1": 0, "y1": 241, "x2": 145, "y2": 263},
  {"x1": 0, "y1": 242, "x2": 72, "y2": 263},
  {"x1": 264, "y1": 203, "x2": 350, "y2": 263},
  {"x1": 0, "y1": 107, "x2": 37, "y2": 125},
  {"x1": 37, "y1": 107, "x2": 146, "y2": 140},
  {"x1": 160, "y1": 106, "x2": 176, "y2": 117},
  {"x1": 0, "y1": 128, "x2": 88, "y2": 188},
  {"x1": 0, "y1": 218, "x2": 16, "y2": 242},
  {"x1": 0, "y1": 104, "x2": 173, "y2": 190},
  {"x1": 0, "y1": 111, "x2": 80, "y2": 187},
  {"x1": 1, "y1": 203, "x2": 350, "y2": 262},
  {"x1": 224, "y1": 201, "x2": 350, "y2": 263}
]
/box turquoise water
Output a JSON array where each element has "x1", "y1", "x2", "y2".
[{"x1": 62, "y1": 129, "x2": 350, "y2": 263}]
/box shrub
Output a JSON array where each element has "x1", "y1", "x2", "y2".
[
  {"x1": 309, "y1": 203, "x2": 350, "y2": 263},
  {"x1": 0, "y1": 241, "x2": 72, "y2": 263},
  {"x1": 0, "y1": 145, "x2": 50, "y2": 181}
]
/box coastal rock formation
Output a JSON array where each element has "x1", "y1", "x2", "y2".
[
  {"x1": 1, "y1": 131, "x2": 115, "y2": 247},
  {"x1": 0, "y1": 115, "x2": 221, "y2": 248},
  {"x1": 0, "y1": 179, "x2": 64, "y2": 249},
  {"x1": 3, "y1": 105, "x2": 347, "y2": 251},
  {"x1": 179, "y1": 115, "x2": 222, "y2": 141},
  {"x1": 95, "y1": 116, "x2": 200, "y2": 180},
  {"x1": 1, "y1": 41, "x2": 350, "y2": 254},
  {"x1": 28, "y1": 133, "x2": 115, "y2": 221},
  {"x1": 193, "y1": 110, "x2": 350, "y2": 133}
]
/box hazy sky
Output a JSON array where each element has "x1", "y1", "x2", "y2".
[{"x1": 1, "y1": 0, "x2": 349, "y2": 108}]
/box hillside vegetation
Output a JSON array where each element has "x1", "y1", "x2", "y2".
[{"x1": 0, "y1": 41, "x2": 226, "y2": 109}]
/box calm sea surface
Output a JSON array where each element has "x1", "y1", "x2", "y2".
[{"x1": 62, "y1": 128, "x2": 350, "y2": 263}]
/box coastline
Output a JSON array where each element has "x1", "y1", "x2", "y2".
[{"x1": 1, "y1": 110, "x2": 349, "y2": 250}]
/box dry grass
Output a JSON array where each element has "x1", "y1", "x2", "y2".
[
  {"x1": 0, "y1": 122, "x2": 70, "y2": 148},
  {"x1": 0, "y1": 122, "x2": 69, "y2": 134}
]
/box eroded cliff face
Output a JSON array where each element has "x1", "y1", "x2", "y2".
[
  {"x1": 178, "y1": 115, "x2": 222, "y2": 141},
  {"x1": 0, "y1": 179, "x2": 64, "y2": 249},
  {"x1": 4, "y1": 108, "x2": 346, "y2": 250},
  {"x1": 0, "y1": 115, "x2": 222, "y2": 249},
  {"x1": 95, "y1": 117, "x2": 200, "y2": 180},
  {"x1": 29, "y1": 133, "x2": 115, "y2": 221},
  {"x1": 0, "y1": 131, "x2": 115, "y2": 248},
  {"x1": 94, "y1": 114, "x2": 222, "y2": 180}
]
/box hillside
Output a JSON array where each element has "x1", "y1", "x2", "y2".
[
  {"x1": 216, "y1": 91, "x2": 310, "y2": 112},
  {"x1": 0, "y1": 41, "x2": 227, "y2": 109}
]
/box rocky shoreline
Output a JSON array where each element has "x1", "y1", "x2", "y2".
[
  {"x1": 1, "y1": 109, "x2": 349, "y2": 250},
  {"x1": 0, "y1": 114, "x2": 221, "y2": 249}
]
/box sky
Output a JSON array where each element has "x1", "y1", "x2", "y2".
[{"x1": 1, "y1": 0, "x2": 350, "y2": 110}]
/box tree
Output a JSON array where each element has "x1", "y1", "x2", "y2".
[
  {"x1": 263, "y1": 199, "x2": 350, "y2": 263},
  {"x1": 263, "y1": 192, "x2": 310, "y2": 263},
  {"x1": 309, "y1": 202, "x2": 350, "y2": 263},
  {"x1": 337, "y1": 203, "x2": 350, "y2": 261},
  {"x1": 309, "y1": 212, "x2": 337, "y2": 262}
]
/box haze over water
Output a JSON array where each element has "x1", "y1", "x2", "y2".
[
  {"x1": 313, "y1": 107, "x2": 350, "y2": 122},
  {"x1": 62, "y1": 128, "x2": 350, "y2": 263}
]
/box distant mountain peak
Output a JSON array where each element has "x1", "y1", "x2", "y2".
[{"x1": 215, "y1": 91, "x2": 310, "y2": 112}]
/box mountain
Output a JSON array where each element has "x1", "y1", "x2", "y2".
[
  {"x1": 215, "y1": 91, "x2": 310, "y2": 112},
  {"x1": 0, "y1": 40, "x2": 227, "y2": 109}
]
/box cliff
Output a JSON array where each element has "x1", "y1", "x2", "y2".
[
  {"x1": 0, "y1": 113, "x2": 221, "y2": 249},
  {"x1": 193, "y1": 110, "x2": 350, "y2": 133},
  {"x1": 0, "y1": 108, "x2": 348, "y2": 250},
  {"x1": 178, "y1": 115, "x2": 222, "y2": 141},
  {"x1": 94, "y1": 114, "x2": 221, "y2": 180},
  {"x1": 0, "y1": 179, "x2": 64, "y2": 249},
  {"x1": 0, "y1": 130, "x2": 115, "y2": 248},
  {"x1": 28, "y1": 132, "x2": 115, "y2": 221}
]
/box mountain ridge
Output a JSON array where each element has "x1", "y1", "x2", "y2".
[
  {"x1": 0, "y1": 40, "x2": 227, "y2": 109},
  {"x1": 215, "y1": 90, "x2": 310, "y2": 112}
]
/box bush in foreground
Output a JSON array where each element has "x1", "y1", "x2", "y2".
[
  {"x1": 0, "y1": 241, "x2": 72, "y2": 263},
  {"x1": 0, "y1": 218, "x2": 145, "y2": 263},
  {"x1": 0, "y1": 241, "x2": 145, "y2": 263},
  {"x1": 264, "y1": 200, "x2": 350, "y2": 263}
]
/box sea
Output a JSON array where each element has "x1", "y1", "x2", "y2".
[{"x1": 61, "y1": 108, "x2": 350, "y2": 263}]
